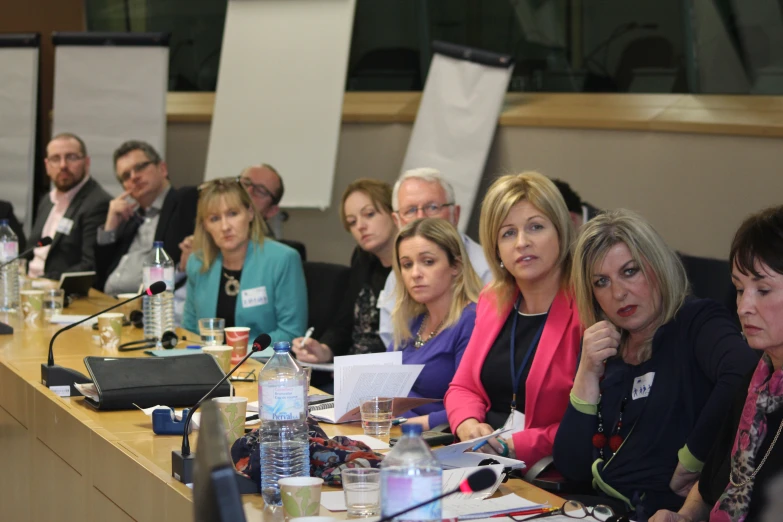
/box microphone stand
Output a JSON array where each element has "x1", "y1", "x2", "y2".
[
  {"x1": 172, "y1": 343, "x2": 264, "y2": 486},
  {"x1": 41, "y1": 285, "x2": 162, "y2": 397}
]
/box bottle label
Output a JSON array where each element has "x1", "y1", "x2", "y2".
[
  {"x1": 0, "y1": 241, "x2": 18, "y2": 263},
  {"x1": 259, "y1": 383, "x2": 305, "y2": 421},
  {"x1": 143, "y1": 266, "x2": 175, "y2": 290},
  {"x1": 381, "y1": 474, "x2": 442, "y2": 521}
]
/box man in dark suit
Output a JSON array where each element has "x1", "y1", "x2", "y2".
[
  {"x1": 0, "y1": 200, "x2": 27, "y2": 250},
  {"x1": 27, "y1": 133, "x2": 111, "y2": 280},
  {"x1": 95, "y1": 140, "x2": 198, "y2": 295}
]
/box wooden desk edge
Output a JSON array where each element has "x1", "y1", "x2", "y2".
[{"x1": 167, "y1": 91, "x2": 783, "y2": 138}]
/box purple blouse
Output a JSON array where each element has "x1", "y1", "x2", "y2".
[{"x1": 390, "y1": 303, "x2": 477, "y2": 428}]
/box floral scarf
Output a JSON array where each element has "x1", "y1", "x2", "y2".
[
  {"x1": 231, "y1": 415, "x2": 384, "y2": 487},
  {"x1": 711, "y1": 355, "x2": 783, "y2": 522}
]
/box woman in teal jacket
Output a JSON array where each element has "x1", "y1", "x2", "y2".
[{"x1": 183, "y1": 178, "x2": 307, "y2": 343}]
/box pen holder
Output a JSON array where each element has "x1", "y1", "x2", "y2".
[{"x1": 152, "y1": 408, "x2": 192, "y2": 435}]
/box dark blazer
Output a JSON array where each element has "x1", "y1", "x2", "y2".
[
  {"x1": 27, "y1": 177, "x2": 111, "y2": 280},
  {"x1": 95, "y1": 185, "x2": 199, "y2": 290},
  {"x1": 0, "y1": 200, "x2": 27, "y2": 251}
]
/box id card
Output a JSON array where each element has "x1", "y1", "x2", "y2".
[
  {"x1": 502, "y1": 409, "x2": 526, "y2": 433},
  {"x1": 242, "y1": 286, "x2": 268, "y2": 308},
  {"x1": 632, "y1": 372, "x2": 655, "y2": 400},
  {"x1": 56, "y1": 217, "x2": 74, "y2": 235}
]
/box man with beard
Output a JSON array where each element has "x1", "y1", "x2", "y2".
[{"x1": 27, "y1": 133, "x2": 111, "y2": 280}]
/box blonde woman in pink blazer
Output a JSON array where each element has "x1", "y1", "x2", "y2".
[{"x1": 445, "y1": 172, "x2": 583, "y2": 467}]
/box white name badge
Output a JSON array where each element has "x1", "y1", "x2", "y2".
[
  {"x1": 502, "y1": 409, "x2": 526, "y2": 433},
  {"x1": 56, "y1": 217, "x2": 74, "y2": 236},
  {"x1": 241, "y1": 286, "x2": 268, "y2": 308},
  {"x1": 632, "y1": 372, "x2": 655, "y2": 400}
]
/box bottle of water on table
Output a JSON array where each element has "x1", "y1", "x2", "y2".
[
  {"x1": 142, "y1": 241, "x2": 174, "y2": 346},
  {"x1": 380, "y1": 423, "x2": 443, "y2": 522},
  {"x1": 0, "y1": 219, "x2": 19, "y2": 312},
  {"x1": 259, "y1": 341, "x2": 309, "y2": 505}
]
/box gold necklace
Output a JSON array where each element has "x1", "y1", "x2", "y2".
[
  {"x1": 729, "y1": 418, "x2": 783, "y2": 487},
  {"x1": 414, "y1": 314, "x2": 445, "y2": 349},
  {"x1": 223, "y1": 270, "x2": 240, "y2": 297}
]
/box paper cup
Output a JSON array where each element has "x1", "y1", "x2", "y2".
[
  {"x1": 225, "y1": 326, "x2": 250, "y2": 364},
  {"x1": 279, "y1": 477, "x2": 323, "y2": 519},
  {"x1": 20, "y1": 290, "x2": 44, "y2": 325},
  {"x1": 202, "y1": 345, "x2": 232, "y2": 373},
  {"x1": 97, "y1": 313, "x2": 124, "y2": 351},
  {"x1": 212, "y1": 396, "x2": 248, "y2": 444}
]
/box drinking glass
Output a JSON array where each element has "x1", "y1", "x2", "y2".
[
  {"x1": 342, "y1": 468, "x2": 380, "y2": 516},
  {"x1": 359, "y1": 397, "x2": 393, "y2": 440},
  {"x1": 42, "y1": 288, "x2": 65, "y2": 319},
  {"x1": 199, "y1": 317, "x2": 225, "y2": 345}
]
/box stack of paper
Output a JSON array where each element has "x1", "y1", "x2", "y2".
[
  {"x1": 308, "y1": 352, "x2": 433, "y2": 423},
  {"x1": 433, "y1": 428, "x2": 526, "y2": 470}
]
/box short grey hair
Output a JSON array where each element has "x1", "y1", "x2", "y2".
[{"x1": 392, "y1": 168, "x2": 456, "y2": 211}]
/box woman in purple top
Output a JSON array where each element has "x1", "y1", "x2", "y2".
[{"x1": 390, "y1": 218, "x2": 484, "y2": 429}]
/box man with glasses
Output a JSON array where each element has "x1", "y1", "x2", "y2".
[
  {"x1": 27, "y1": 133, "x2": 111, "y2": 279},
  {"x1": 95, "y1": 140, "x2": 198, "y2": 294},
  {"x1": 238, "y1": 164, "x2": 284, "y2": 227},
  {"x1": 378, "y1": 168, "x2": 492, "y2": 348}
]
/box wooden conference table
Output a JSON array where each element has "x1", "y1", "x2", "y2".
[{"x1": 0, "y1": 290, "x2": 563, "y2": 522}]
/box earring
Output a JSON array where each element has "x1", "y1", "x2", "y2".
[{"x1": 499, "y1": 261, "x2": 504, "y2": 269}]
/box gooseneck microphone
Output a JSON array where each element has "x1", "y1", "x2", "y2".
[
  {"x1": 0, "y1": 236, "x2": 52, "y2": 269},
  {"x1": 376, "y1": 468, "x2": 497, "y2": 522},
  {"x1": 172, "y1": 333, "x2": 272, "y2": 485},
  {"x1": 40, "y1": 281, "x2": 167, "y2": 397}
]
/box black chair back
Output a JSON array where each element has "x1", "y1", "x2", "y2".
[
  {"x1": 679, "y1": 253, "x2": 738, "y2": 325},
  {"x1": 302, "y1": 261, "x2": 350, "y2": 339}
]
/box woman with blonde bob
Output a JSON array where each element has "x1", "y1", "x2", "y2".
[
  {"x1": 445, "y1": 171, "x2": 583, "y2": 466},
  {"x1": 390, "y1": 218, "x2": 483, "y2": 430},
  {"x1": 553, "y1": 209, "x2": 756, "y2": 520},
  {"x1": 183, "y1": 178, "x2": 307, "y2": 342}
]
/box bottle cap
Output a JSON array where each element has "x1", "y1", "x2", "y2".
[
  {"x1": 0, "y1": 219, "x2": 7, "y2": 226},
  {"x1": 401, "y1": 424, "x2": 423, "y2": 436},
  {"x1": 153, "y1": 240, "x2": 164, "y2": 248},
  {"x1": 273, "y1": 341, "x2": 291, "y2": 352},
  {"x1": 186, "y1": 345, "x2": 201, "y2": 350}
]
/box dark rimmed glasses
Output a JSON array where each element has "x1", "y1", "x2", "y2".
[
  {"x1": 511, "y1": 500, "x2": 627, "y2": 522},
  {"x1": 117, "y1": 160, "x2": 156, "y2": 183}
]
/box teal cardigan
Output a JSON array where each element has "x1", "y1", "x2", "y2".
[{"x1": 183, "y1": 239, "x2": 307, "y2": 344}]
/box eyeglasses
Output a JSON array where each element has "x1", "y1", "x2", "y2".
[
  {"x1": 239, "y1": 176, "x2": 277, "y2": 203},
  {"x1": 398, "y1": 202, "x2": 454, "y2": 220},
  {"x1": 118, "y1": 160, "x2": 156, "y2": 183},
  {"x1": 511, "y1": 500, "x2": 626, "y2": 522},
  {"x1": 46, "y1": 153, "x2": 84, "y2": 164},
  {"x1": 198, "y1": 176, "x2": 243, "y2": 192}
]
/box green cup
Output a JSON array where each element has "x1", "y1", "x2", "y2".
[
  {"x1": 212, "y1": 396, "x2": 248, "y2": 444},
  {"x1": 97, "y1": 313, "x2": 124, "y2": 351},
  {"x1": 279, "y1": 477, "x2": 323, "y2": 519}
]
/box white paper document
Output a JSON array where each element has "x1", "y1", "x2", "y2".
[
  {"x1": 310, "y1": 352, "x2": 428, "y2": 424},
  {"x1": 450, "y1": 493, "x2": 546, "y2": 520},
  {"x1": 432, "y1": 427, "x2": 525, "y2": 470}
]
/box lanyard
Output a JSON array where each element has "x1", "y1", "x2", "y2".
[{"x1": 509, "y1": 296, "x2": 546, "y2": 412}]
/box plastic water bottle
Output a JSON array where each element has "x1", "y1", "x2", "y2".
[
  {"x1": 142, "y1": 241, "x2": 175, "y2": 345},
  {"x1": 380, "y1": 424, "x2": 443, "y2": 522},
  {"x1": 0, "y1": 219, "x2": 19, "y2": 312},
  {"x1": 258, "y1": 341, "x2": 309, "y2": 505}
]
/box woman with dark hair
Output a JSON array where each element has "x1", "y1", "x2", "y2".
[{"x1": 651, "y1": 205, "x2": 783, "y2": 522}]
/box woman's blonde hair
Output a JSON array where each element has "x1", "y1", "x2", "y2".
[
  {"x1": 478, "y1": 171, "x2": 575, "y2": 309},
  {"x1": 571, "y1": 209, "x2": 688, "y2": 360},
  {"x1": 194, "y1": 178, "x2": 265, "y2": 272},
  {"x1": 391, "y1": 218, "x2": 483, "y2": 348},
  {"x1": 339, "y1": 178, "x2": 393, "y2": 231}
]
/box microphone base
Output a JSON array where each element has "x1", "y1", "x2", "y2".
[
  {"x1": 172, "y1": 450, "x2": 195, "y2": 484},
  {"x1": 0, "y1": 321, "x2": 12, "y2": 335},
  {"x1": 171, "y1": 450, "x2": 257, "y2": 493},
  {"x1": 41, "y1": 364, "x2": 92, "y2": 397}
]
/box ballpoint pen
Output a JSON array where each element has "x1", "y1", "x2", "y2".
[
  {"x1": 391, "y1": 418, "x2": 407, "y2": 426},
  {"x1": 489, "y1": 506, "x2": 558, "y2": 518},
  {"x1": 471, "y1": 439, "x2": 490, "y2": 452},
  {"x1": 300, "y1": 326, "x2": 314, "y2": 349}
]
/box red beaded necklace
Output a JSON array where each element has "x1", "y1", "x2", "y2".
[{"x1": 592, "y1": 395, "x2": 628, "y2": 460}]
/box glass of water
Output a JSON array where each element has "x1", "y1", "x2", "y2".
[
  {"x1": 42, "y1": 288, "x2": 65, "y2": 319},
  {"x1": 342, "y1": 468, "x2": 381, "y2": 516},
  {"x1": 359, "y1": 397, "x2": 394, "y2": 440},
  {"x1": 199, "y1": 317, "x2": 225, "y2": 345}
]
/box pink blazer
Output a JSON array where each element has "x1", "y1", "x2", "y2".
[{"x1": 445, "y1": 287, "x2": 582, "y2": 467}]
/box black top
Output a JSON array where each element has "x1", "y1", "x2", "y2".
[
  {"x1": 553, "y1": 298, "x2": 759, "y2": 518},
  {"x1": 320, "y1": 247, "x2": 391, "y2": 357},
  {"x1": 216, "y1": 267, "x2": 242, "y2": 328},
  {"x1": 480, "y1": 308, "x2": 548, "y2": 428},
  {"x1": 699, "y1": 368, "x2": 783, "y2": 522}
]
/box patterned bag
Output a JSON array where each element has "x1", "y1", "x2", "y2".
[{"x1": 231, "y1": 415, "x2": 384, "y2": 487}]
